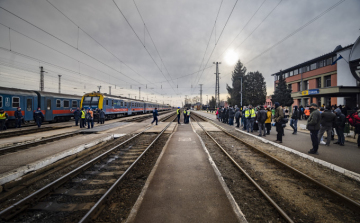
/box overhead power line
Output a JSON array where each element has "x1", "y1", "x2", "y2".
[
  {"x1": 245, "y1": 0, "x2": 345, "y2": 65},
  {"x1": 112, "y1": 0, "x2": 176, "y2": 94}
]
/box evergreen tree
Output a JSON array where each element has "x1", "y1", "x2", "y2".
[
  {"x1": 271, "y1": 74, "x2": 293, "y2": 106},
  {"x1": 226, "y1": 60, "x2": 247, "y2": 106},
  {"x1": 209, "y1": 96, "x2": 216, "y2": 109},
  {"x1": 243, "y1": 71, "x2": 267, "y2": 106}
]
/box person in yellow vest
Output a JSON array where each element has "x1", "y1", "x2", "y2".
[
  {"x1": 245, "y1": 105, "x2": 256, "y2": 133},
  {"x1": 0, "y1": 109, "x2": 9, "y2": 131},
  {"x1": 80, "y1": 107, "x2": 86, "y2": 128},
  {"x1": 176, "y1": 107, "x2": 180, "y2": 124},
  {"x1": 183, "y1": 109, "x2": 187, "y2": 124},
  {"x1": 186, "y1": 108, "x2": 191, "y2": 124}
]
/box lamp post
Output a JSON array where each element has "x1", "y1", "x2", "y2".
[{"x1": 239, "y1": 77, "x2": 243, "y2": 108}]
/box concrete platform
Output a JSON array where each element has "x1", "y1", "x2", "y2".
[
  {"x1": 194, "y1": 111, "x2": 360, "y2": 174},
  {"x1": 127, "y1": 121, "x2": 241, "y2": 223},
  {"x1": 192, "y1": 122, "x2": 222, "y2": 132},
  {"x1": 80, "y1": 122, "x2": 129, "y2": 133}
]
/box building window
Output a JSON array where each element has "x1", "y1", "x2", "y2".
[
  {"x1": 290, "y1": 71, "x2": 293, "y2": 76},
  {"x1": 316, "y1": 78, "x2": 321, "y2": 88},
  {"x1": 326, "y1": 58, "x2": 332, "y2": 66},
  {"x1": 294, "y1": 69, "x2": 298, "y2": 75},
  {"x1": 72, "y1": 100, "x2": 78, "y2": 108},
  {"x1": 303, "y1": 81, "x2": 309, "y2": 90},
  {"x1": 64, "y1": 100, "x2": 70, "y2": 108},
  {"x1": 285, "y1": 72, "x2": 289, "y2": 78},
  {"x1": 333, "y1": 55, "x2": 337, "y2": 62},
  {"x1": 0, "y1": 96, "x2": 2, "y2": 107},
  {"x1": 310, "y1": 63, "x2": 316, "y2": 70},
  {"x1": 324, "y1": 75, "x2": 331, "y2": 87},
  {"x1": 297, "y1": 82, "x2": 301, "y2": 91},
  {"x1": 304, "y1": 98, "x2": 309, "y2": 106},
  {"x1": 288, "y1": 84, "x2": 292, "y2": 91},
  {"x1": 319, "y1": 60, "x2": 324, "y2": 68},
  {"x1": 56, "y1": 99, "x2": 61, "y2": 108}
]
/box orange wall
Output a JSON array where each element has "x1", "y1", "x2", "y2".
[
  {"x1": 292, "y1": 83, "x2": 299, "y2": 92},
  {"x1": 331, "y1": 74, "x2": 337, "y2": 86},
  {"x1": 309, "y1": 79, "x2": 317, "y2": 89},
  {"x1": 284, "y1": 64, "x2": 337, "y2": 83},
  {"x1": 331, "y1": 97, "x2": 337, "y2": 105}
]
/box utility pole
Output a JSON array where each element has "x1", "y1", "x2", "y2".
[
  {"x1": 213, "y1": 62, "x2": 221, "y2": 107},
  {"x1": 206, "y1": 95, "x2": 208, "y2": 105},
  {"x1": 97, "y1": 85, "x2": 101, "y2": 92},
  {"x1": 239, "y1": 77, "x2": 243, "y2": 108},
  {"x1": 199, "y1": 84, "x2": 203, "y2": 105},
  {"x1": 58, "y1": 75, "x2": 62, "y2": 93},
  {"x1": 40, "y1": 66, "x2": 44, "y2": 91},
  {"x1": 109, "y1": 86, "x2": 111, "y2": 95},
  {"x1": 139, "y1": 87, "x2": 141, "y2": 100}
]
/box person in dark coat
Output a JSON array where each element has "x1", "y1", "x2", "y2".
[
  {"x1": 235, "y1": 108, "x2": 241, "y2": 128},
  {"x1": 257, "y1": 106, "x2": 267, "y2": 137},
  {"x1": 99, "y1": 109, "x2": 105, "y2": 124},
  {"x1": 228, "y1": 106, "x2": 235, "y2": 126},
  {"x1": 274, "y1": 102, "x2": 284, "y2": 143},
  {"x1": 334, "y1": 107, "x2": 346, "y2": 146},
  {"x1": 151, "y1": 108, "x2": 159, "y2": 125},
  {"x1": 307, "y1": 103, "x2": 321, "y2": 154},
  {"x1": 14, "y1": 107, "x2": 23, "y2": 128},
  {"x1": 33, "y1": 108, "x2": 44, "y2": 128},
  {"x1": 73, "y1": 107, "x2": 81, "y2": 126},
  {"x1": 318, "y1": 107, "x2": 336, "y2": 146},
  {"x1": 290, "y1": 106, "x2": 299, "y2": 134}
]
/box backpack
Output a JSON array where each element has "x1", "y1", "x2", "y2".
[{"x1": 347, "y1": 112, "x2": 360, "y2": 126}]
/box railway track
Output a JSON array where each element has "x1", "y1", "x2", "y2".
[
  {"x1": 191, "y1": 113, "x2": 360, "y2": 222},
  {"x1": 0, "y1": 126, "x2": 71, "y2": 139},
  {"x1": 0, "y1": 116, "x2": 176, "y2": 222}
]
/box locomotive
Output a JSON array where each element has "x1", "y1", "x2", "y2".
[{"x1": 80, "y1": 92, "x2": 171, "y2": 119}]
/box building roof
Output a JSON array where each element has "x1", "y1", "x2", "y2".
[{"x1": 271, "y1": 44, "x2": 353, "y2": 76}]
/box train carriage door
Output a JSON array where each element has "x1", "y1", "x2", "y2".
[
  {"x1": 25, "y1": 97, "x2": 33, "y2": 121},
  {"x1": 45, "y1": 98, "x2": 52, "y2": 121}
]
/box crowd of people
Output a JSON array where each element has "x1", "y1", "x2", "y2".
[{"x1": 215, "y1": 103, "x2": 360, "y2": 154}]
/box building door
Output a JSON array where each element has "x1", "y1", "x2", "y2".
[{"x1": 25, "y1": 97, "x2": 33, "y2": 121}]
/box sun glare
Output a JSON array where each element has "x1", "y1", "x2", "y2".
[{"x1": 224, "y1": 49, "x2": 239, "y2": 66}]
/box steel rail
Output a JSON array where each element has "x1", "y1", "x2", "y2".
[
  {"x1": 193, "y1": 112, "x2": 360, "y2": 211},
  {"x1": 0, "y1": 124, "x2": 156, "y2": 220},
  {"x1": 193, "y1": 118, "x2": 294, "y2": 222},
  {"x1": 79, "y1": 116, "x2": 176, "y2": 223}
]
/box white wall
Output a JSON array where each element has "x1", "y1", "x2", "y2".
[{"x1": 337, "y1": 48, "x2": 357, "y2": 86}]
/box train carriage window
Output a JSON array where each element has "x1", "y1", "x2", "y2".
[
  {"x1": 64, "y1": 100, "x2": 70, "y2": 108},
  {"x1": 72, "y1": 100, "x2": 77, "y2": 108},
  {"x1": 120, "y1": 102, "x2": 123, "y2": 106},
  {"x1": 106, "y1": 100, "x2": 108, "y2": 106},
  {"x1": 26, "y1": 99, "x2": 32, "y2": 111},
  {"x1": 47, "y1": 99, "x2": 51, "y2": 110},
  {"x1": 112, "y1": 100, "x2": 114, "y2": 106},
  {"x1": 0, "y1": 96, "x2": 2, "y2": 107},
  {"x1": 12, "y1": 97, "x2": 20, "y2": 108},
  {"x1": 56, "y1": 99, "x2": 61, "y2": 108}
]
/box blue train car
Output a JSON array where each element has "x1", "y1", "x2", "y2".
[
  {"x1": 37, "y1": 92, "x2": 82, "y2": 122},
  {"x1": 0, "y1": 87, "x2": 38, "y2": 126},
  {"x1": 128, "y1": 100, "x2": 145, "y2": 115}
]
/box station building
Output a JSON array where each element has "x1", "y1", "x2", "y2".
[{"x1": 271, "y1": 44, "x2": 360, "y2": 109}]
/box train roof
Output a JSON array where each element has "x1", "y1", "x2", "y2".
[
  {"x1": 84, "y1": 92, "x2": 162, "y2": 104},
  {"x1": 36, "y1": 91, "x2": 82, "y2": 99},
  {"x1": 0, "y1": 86, "x2": 38, "y2": 96}
]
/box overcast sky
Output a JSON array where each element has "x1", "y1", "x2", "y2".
[{"x1": 0, "y1": 0, "x2": 359, "y2": 106}]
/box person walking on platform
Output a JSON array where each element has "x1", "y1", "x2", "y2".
[
  {"x1": 183, "y1": 109, "x2": 187, "y2": 124},
  {"x1": 235, "y1": 107, "x2": 241, "y2": 128},
  {"x1": 245, "y1": 105, "x2": 256, "y2": 133},
  {"x1": 242, "y1": 106, "x2": 247, "y2": 129},
  {"x1": 334, "y1": 107, "x2": 346, "y2": 146},
  {"x1": 73, "y1": 107, "x2": 81, "y2": 126},
  {"x1": 228, "y1": 106, "x2": 235, "y2": 126},
  {"x1": 0, "y1": 108, "x2": 8, "y2": 131},
  {"x1": 274, "y1": 102, "x2": 284, "y2": 143},
  {"x1": 290, "y1": 106, "x2": 300, "y2": 134},
  {"x1": 307, "y1": 103, "x2": 321, "y2": 154},
  {"x1": 176, "y1": 107, "x2": 181, "y2": 124},
  {"x1": 187, "y1": 108, "x2": 191, "y2": 123},
  {"x1": 99, "y1": 109, "x2": 105, "y2": 124},
  {"x1": 257, "y1": 106, "x2": 267, "y2": 137},
  {"x1": 80, "y1": 108, "x2": 86, "y2": 128},
  {"x1": 86, "y1": 108, "x2": 94, "y2": 129},
  {"x1": 151, "y1": 108, "x2": 159, "y2": 125},
  {"x1": 265, "y1": 107, "x2": 272, "y2": 135},
  {"x1": 318, "y1": 106, "x2": 336, "y2": 146},
  {"x1": 14, "y1": 107, "x2": 23, "y2": 128},
  {"x1": 95, "y1": 108, "x2": 100, "y2": 124},
  {"x1": 33, "y1": 108, "x2": 44, "y2": 128}
]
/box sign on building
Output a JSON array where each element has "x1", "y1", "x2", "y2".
[{"x1": 302, "y1": 89, "x2": 319, "y2": 96}]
